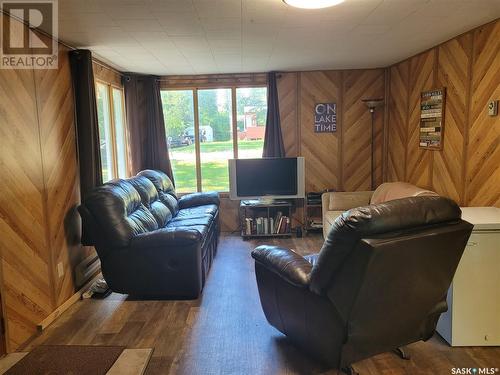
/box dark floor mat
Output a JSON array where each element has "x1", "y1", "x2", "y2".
[{"x1": 5, "y1": 345, "x2": 124, "y2": 375}]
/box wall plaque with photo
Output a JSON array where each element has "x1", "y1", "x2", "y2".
[{"x1": 419, "y1": 88, "x2": 445, "y2": 149}]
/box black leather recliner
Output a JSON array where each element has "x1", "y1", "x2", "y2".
[
  {"x1": 251, "y1": 196, "x2": 472, "y2": 371},
  {"x1": 78, "y1": 169, "x2": 220, "y2": 298}
]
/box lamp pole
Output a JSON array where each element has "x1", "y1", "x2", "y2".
[{"x1": 361, "y1": 99, "x2": 384, "y2": 190}]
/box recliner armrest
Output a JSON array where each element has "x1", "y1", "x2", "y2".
[
  {"x1": 251, "y1": 245, "x2": 312, "y2": 288},
  {"x1": 130, "y1": 227, "x2": 202, "y2": 250},
  {"x1": 178, "y1": 191, "x2": 220, "y2": 209}
]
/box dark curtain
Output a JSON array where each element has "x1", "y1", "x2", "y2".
[
  {"x1": 262, "y1": 72, "x2": 285, "y2": 158},
  {"x1": 69, "y1": 49, "x2": 102, "y2": 246},
  {"x1": 123, "y1": 74, "x2": 174, "y2": 182},
  {"x1": 69, "y1": 49, "x2": 102, "y2": 197}
]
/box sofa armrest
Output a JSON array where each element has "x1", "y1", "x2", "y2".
[
  {"x1": 130, "y1": 227, "x2": 201, "y2": 250},
  {"x1": 77, "y1": 204, "x2": 98, "y2": 246},
  {"x1": 251, "y1": 245, "x2": 312, "y2": 288},
  {"x1": 322, "y1": 191, "x2": 373, "y2": 212},
  {"x1": 321, "y1": 193, "x2": 331, "y2": 226},
  {"x1": 178, "y1": 191, "x2": 220, "y2": 209},
  {"x1": 322, "y1": 192, "x2": 374, "y2": 239},
  {"x1": 123, "y1": 227, "x2": 203, "y2": 298}
]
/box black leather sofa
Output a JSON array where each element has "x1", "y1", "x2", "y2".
[
  {"x1": 78, "y1": 169, "x2": 220, "y2": 298},
  {"x1": 252, "y1": 196, "x2": 472, "y2": 371}
]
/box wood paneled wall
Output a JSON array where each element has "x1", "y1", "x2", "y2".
[
  {"x1": 385, "y1": 19, "x2": 500, "y2": 207},
  {"x1": 159, "y1": 73, "x2": 267, "y2": 89},
  {"x1": 277, "y1": 69, "x2": 386, "y2": 193},
  {"x1": 386, "y1": 61, "x2": 410, "y2": 182},
  {"x1": 93, "y1": 62, "x2": 123, "y2": 87},
  {"x1": 300, "y1": 71, "x2": 342, "y2": 192},
  {"x1": 0, "y1": 14, "x2": 85, "y2": 351},
  {"x1": 278, "y1": 73, "x2": 299, "y2": 157},
  {"x1": 466, "y1": 21, "x2": 500, "y2": 207},
  {"x1": 342, "y1": 69, "x2": 385, "y2": 191}
]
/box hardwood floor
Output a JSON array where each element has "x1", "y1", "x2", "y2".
[{"x1": 25, "y1": 234, "x2": 499, "y2": 375}]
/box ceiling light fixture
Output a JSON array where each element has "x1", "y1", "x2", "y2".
[{"x1": 283, "y1": 0, "x2": 345, "y2": 9}]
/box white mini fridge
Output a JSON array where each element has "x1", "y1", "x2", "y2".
[{"x1": 436, "y1": 207, "x2": 500, "y2": 346}]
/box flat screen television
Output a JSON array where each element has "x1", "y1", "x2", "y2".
[{"x1": 228, "y1": 157, "x2": 305, "y2": 200}]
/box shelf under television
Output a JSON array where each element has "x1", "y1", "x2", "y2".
[{"x1": 241, "y1": 232, "x2": 292, "y2": 239}]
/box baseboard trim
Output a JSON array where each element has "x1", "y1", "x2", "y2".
[{"x1": 37, "y1": 272, "x2": 102, "y2": 332}]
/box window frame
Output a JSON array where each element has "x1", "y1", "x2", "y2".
[
  {"x1": 161, "y1": 84, "x2": 267, "y2": 193},
  {"x1": 95, "y1": 79, "x2": 130, "y2": 181}
]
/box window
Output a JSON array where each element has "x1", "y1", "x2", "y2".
[
  {"x1": 161, "y1": 90, "x2": 197, "y2": 193},
  {"x1": 95, "y1": 81, "x2": 129, "y2": 182},
  {"x1": 112, "y1": 87, "x2": 128, "y2": 178},
  {"x1": 96, "y1": 83, "x2": 113, "y2": 182},
  {"x1": 236, "y1": 87, "x2": 267, "y2": 159},
  {"x1": 198, "y1": 88, "x2": 233, "y2": 191},
  {"x1": 161, "y1": 86, "x2": 267, "y2": 192}
]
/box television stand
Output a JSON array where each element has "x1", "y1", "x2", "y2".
[
  {"x1": 241, "y1": 198, "x2": 289, "y2": 206},
  {"x1": 239, "y1": 200, "x2": 292, "y2": 239}
]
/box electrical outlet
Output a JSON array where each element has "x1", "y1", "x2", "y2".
[
  {"x1": 488, "y1": 100, "x2": 498, "y2": 116},
  {"x1": 57, "y1": 262, "x2": 64, "y2": 278}
]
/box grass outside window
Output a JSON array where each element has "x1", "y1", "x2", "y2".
[{"x1": 171, "y1": 140, "x2": 263, "y2": 192}]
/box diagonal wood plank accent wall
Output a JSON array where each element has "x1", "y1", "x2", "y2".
[
  {"x1": 0, "y1": 58, "x2": 54, "y2": 351},
  {"x1": 0, "y1": 14, "x2": 85, "y2": 352},
  {"x1": 433, "y1": 34, "x2": 472, "y2": 203},
  {"x1": 278, "y1": 73, "x2": 299, "y2": 157},
  {"x1": 386, "y1": 61, "x2": 409, "y2": 182},
  {"x1": 406, "y1": 49, "x2": 435, "y2": 190},
  {"x1": 300, "y1": 71, "x2": 342, "y2": 192},
  {"x1": 466, "y1": 21, "x2": 500, "y2": 207},
  {"x1": 385, "y1": 19, "x2": 500, "y2": 207},
  {"x1": 277, "y1": 69, "x2": 386, "y2": 193},
  {"x1": 0, "y1": 15, "x2": 54, "y2": 352},
  {"x1": 342, "y1": 69, "x2": 385, "y2": 191},
  {"x1": 34, "y1": 40, "x2": 86, "y2": 308}
]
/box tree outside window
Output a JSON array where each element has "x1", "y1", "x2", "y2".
[{"x1": 161, "y1": 86, "x2": 267, "y2": 192}]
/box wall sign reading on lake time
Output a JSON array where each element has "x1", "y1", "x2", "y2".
[
  {"x1": 314, "y1": 103, "x2": 337, "y2": 133},
  {"x1": 419, "y1": 88, "x2": 445, "y2": 149}
]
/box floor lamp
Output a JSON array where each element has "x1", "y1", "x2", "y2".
[{"x1": 362, "y1": 98, "x2": 384, "y2": 190}]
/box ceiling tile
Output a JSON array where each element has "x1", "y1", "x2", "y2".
[
  {"x1": 56, "y1": 0, "x2": 500, "y2": 75},
  {"x1": 195, "y1": 0, "x2": 242, "y2": 17},
  {"x1": 171, "y1": 36, "x2": 211, "y2": 51},
  {"x1": 199, "y1": 17, "x2": 242, "y2": 32},
  {"x1": 353, "y1": 24, "x2": 392, "y2": 34},
  {"x1": 148, "y1": 0, "x2": 195, "y2": 12},
  {"x1": 113, "y1": 18, "x2": 164, "y2": 32},
  {"x1": 104, "y1": 5, "x2": 156, "y2": 20},
  {"x1": 157, "y1": 12, "x2": 205, "y2": 36},
  {"x1": 131, "y1": 31, "x2": 172, "y2": 44}
]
